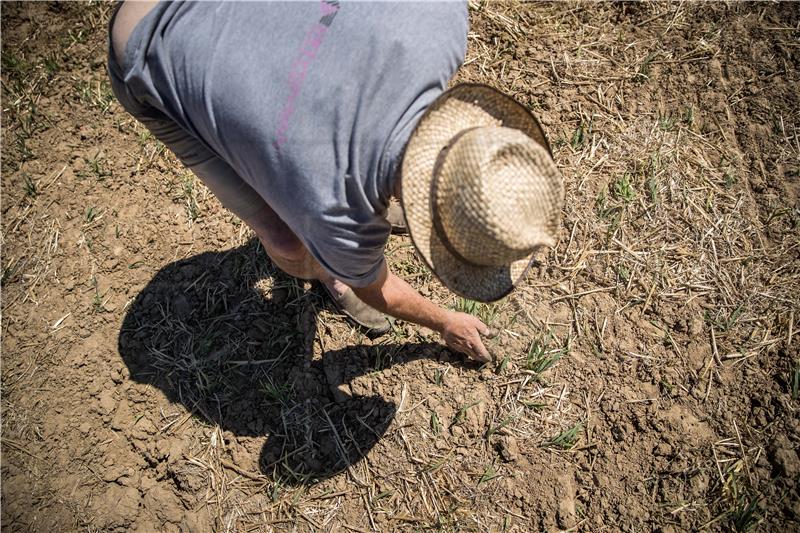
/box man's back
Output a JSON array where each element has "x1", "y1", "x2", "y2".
[{"x1": 114, "y1": 1, "x2": 468, "y2": 286}]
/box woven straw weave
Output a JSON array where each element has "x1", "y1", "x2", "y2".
[{"x1": 400, "y1": 84, "x2": 563, "y2": 302}]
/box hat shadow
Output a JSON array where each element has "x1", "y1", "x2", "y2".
[{"x1": 117, "y1": 238, "x2": 464, "y2": 484}]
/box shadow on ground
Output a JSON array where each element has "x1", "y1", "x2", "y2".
[{"x1": 117, "y1": 239, "x2": 459, "y2": 484}]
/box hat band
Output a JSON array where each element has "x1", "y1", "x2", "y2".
[{"x1": 429, "y1": 126, "x2": 483, "y2": 268}]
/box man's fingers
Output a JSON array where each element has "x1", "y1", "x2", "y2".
[
  {"x1": 468, "y1": 316, "x2": 491, "y2": 336},
  {"x1": 470, "y1": 334, "x2": 491, "y2": 363},
  {"x1": 481, "y1": 327, "x2": 498, "y2": 339}
]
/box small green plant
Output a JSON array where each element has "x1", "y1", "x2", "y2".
[
  {"x1": 90, "y1": 276, "x2": 107, "y2": 314},
  {"x1": 372, "y1": 345, "x2": 393, "y2": 370},
  {"x1": 85, "y1": 151, "x2": 111, "y2": 180},
  {"x1": 67, "y1": 28, "x2": 87, "y2": 46},
  {"x1": 451, "y1": 400, "x2": 481, "y2": 426},
  {"x1": 495, "y1": 354, "x2": 509, "y2": 374},
  {"x1": 137, "y1": 128, "x2": 154, "y2": 146},
  {"x1": 260, "y1": 379, "x2": 290, "y2": 405},
  {"x1": 22, "y1": 174, "x2": 37, "y2": 198},
  {"x1": 543, "y1": 423, "x2": 582, "y2": 449},
  {"x1": 1, "y1": 262, "x2": 16, "y2": 285},
  {"x1": 182, "y1": 174, "x2": 200, "y2": 221},
  {"x1": 646, "y1": 175, "x2": 659, "y2": 205},
  {"x1": 724, "y1": 170, "x2": 738, "y2": 188},
  {"x1": 616, "y1": 264, "x2": 630, "y2": 283},
  {"x1": 42, "y1": 53, "x2": 59, "y2": 75},
  {"x1": 432, "y1": 367, "x2": 445, "y2": 386},
  {"x1": 269, "y1": 475, "x2": 284, "y2": 502},
  {"x1": 723, "y1": 470, "x2": 763, "y2": 532},
  {"x1": 731, "y1": 496, "x2": 762, "y2": 532},
  {"x1": 612, "y1": 173, "x2": 635, "y2": 203},
  {"x1": 1, "y1": 53, "x2": 30, "y2": 78},
  {"x1": 525, "y1": 331, "x2": 568, "y2": 375},
  {"x1": 485, "y1": 415, "x2": 515, "y2": 440},
  {"x1": 453, "y1": 297, "x2": 498, "y2": 325},
  {"x1": 455, "y1": 297, "x2": 479, "y2": 315},
  {"x1": 77, "y1": 79, "x2": 114, "y2": 114},
  {"x1": 373, "y1": 489, "x2": 394, "y2": 502},
  {"x1": 595, "y1": 187, "x2": 608, "y2": 216},
  {"x1": 571, "y1": 118, "x2": 592, "y2": 150},
  {"x1": 705, "y1": 303, "x2": 745, "y2": 332},
  {"x1": 634, "y1": 51, "x2": 657, "y2": 83},
  {"x1": 681, "y1": 105, "x2": 695, "y2": 127},
  {"x1": 430, "y1": 412, "x2": 441, "y2": 436},
  {"x1": 477, "y1": 463, "x2": 500, "y2": 485},
  {"x1": 84, "y1": 206, "x2": 98, "y2": 223},
  {"x1": 596, "y1": 186, "x2": 624, "y2": 227},
  {"x1": 658, "y1": 111, "x2": 676, "y2": 131},
  {"x1": 10, "y1": 103, "x2": 47, "y2": 164},
  {"x1": 424, "y1": 450, "x2": 453, "y2": 474}
]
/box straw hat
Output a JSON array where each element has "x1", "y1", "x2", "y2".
[{"x1": 400, "y1": 84, "x2": 564, "y2": 302}]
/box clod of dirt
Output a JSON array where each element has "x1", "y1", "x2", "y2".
[
  {"x1": 555, "y1": 473, "x2": 578, "y2": 529},
  {"x1": 98, "y1": 390, "x2": 116, "y2": 416},
  {"x1": 769, "y1": 435, "x2": 800, "y2": 479},
  {"x1": 659, "y1": 404, "x2": 714, "y2": 446},
  {"x1": 323, "y1": 361, "x2": 352, "y2": 403},
  {"x1": 142, "y1": 485, "x2": 184, "y2": 524},
  {"x1": 653, "y1": 442, "x2": 673, "y2": 457},
  {"x1": 91, "y1": 484, "x2": 141, "y2": 528},
  {"x1": 496, "y1": 435, "x2": 520, "y2": 462}
]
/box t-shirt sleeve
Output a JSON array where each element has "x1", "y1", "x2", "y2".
[{"x1": 302, "y1": 215, "x2": 391, "y2": 288}]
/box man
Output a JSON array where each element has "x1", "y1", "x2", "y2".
[{"x1": 108, "y1": 0, "x2": 564, "y2": 363}]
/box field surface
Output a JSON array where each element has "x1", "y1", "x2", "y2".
[{"x1": 2, "y1": 2, "x2": 799, "y2": 532}]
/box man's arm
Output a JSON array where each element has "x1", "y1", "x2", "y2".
[{"x1": 352, "y1": 260, "x2": 492, "y2": 362}]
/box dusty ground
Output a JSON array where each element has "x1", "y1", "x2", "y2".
[{"x1": 2, "y1": 1, "x2": 799, "y2": 532}]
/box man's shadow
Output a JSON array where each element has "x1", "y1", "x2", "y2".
[{"x1": 117, "y1": 238, "x2": 459, "y2": 484}]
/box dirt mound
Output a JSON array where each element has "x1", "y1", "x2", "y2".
[{"x1": 2, "y1": 2, "x2": 799, "y2": 531}]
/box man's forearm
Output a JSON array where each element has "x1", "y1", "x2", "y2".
[
  {"x1": 352, "y1": 263, "x2": 449, "y2": 333},
  {"x1": 352, "y1": 261, "x2": 492, "y2": 361}
]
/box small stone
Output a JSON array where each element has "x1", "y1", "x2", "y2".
[
  {"x1": 111, "y1": 367, "x2": 124, "y2": 384},
  {"x1": 592, "y1": 472, "x2": 609, "y2": 488},
  {"x1": 102, "y1": 466, "x2": 126, "y2": 483},
  {"x1": 754, "y1": 408, "x2": 768, "y2": 428},
  {"x1": 770, "y1": 436, "x2": 800, "y2": 478},
  {"x1": 555, "y1": 474, "x2": 577, "y2": 529},
  {"x1": 497, "y1": 435, "x2": 520, "y2": 462},
  {"x1": 654, "y1": 442, "x2": 672, "y2": 457},
  {"x1": 688, "y1": 315, "x2": 705, "y2": 336},
  {"x1": 98, "y1": 390, "x2": 116, "y2": 416},
  {"x1": 111, "y1": 399, "x2": 132, "y2": 431}
]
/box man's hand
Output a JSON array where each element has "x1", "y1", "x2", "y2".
[
  {"x1": 352, "y1": 262, "x2": 494, "y2": 363},
  {"x1": 441, "y1": 311, "x2": 492, "y2": 363}
]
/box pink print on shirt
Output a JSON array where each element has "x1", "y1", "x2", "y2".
[{"x1": 274, "y1": 0, "x2": 340, "y2": 149}]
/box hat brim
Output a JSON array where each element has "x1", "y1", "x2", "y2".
[{"x1": 400, "y1": 83, "x2": 554, "y2": 303}]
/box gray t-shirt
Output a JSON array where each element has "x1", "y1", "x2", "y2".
[{"x1": 116, "y1": 1, "x2": 468, "y2": 286}]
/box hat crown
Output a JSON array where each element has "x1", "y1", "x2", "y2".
[{"x1": 433, "y1": 126, "x2": 561, "y2": 267}]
